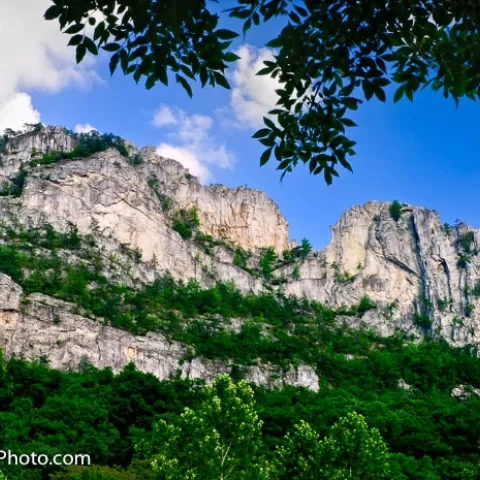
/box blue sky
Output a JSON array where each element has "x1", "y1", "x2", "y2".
[{"x1": 2, "y1": 1, "x2": 480, "y2": 249}]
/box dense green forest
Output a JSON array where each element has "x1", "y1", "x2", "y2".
[{"x1": 2, "y1": 333, "x2": 480, "y2": 479}]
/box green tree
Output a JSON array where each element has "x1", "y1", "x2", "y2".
[
  {"x1": 274, "y1": 412, "x2": 395, "y2": 480},
  {"x1": 389, "y1": 200, "x2": 402, "y2": 222},
  {"x1": 51, "y1": 461, "x2": 155, "y2": 480},
  {"x1": 45, "y1": 0, "x2": 480, "y2": 184},
  {"x1": 145, "y1": 374, "x2": 271, "y2": 479},
  {"x1": 259, "y1": 247, "x2": 278, "y2": 279},
  {"x1": 299, "y1": 238, "x2": 312, "y2": 259}
]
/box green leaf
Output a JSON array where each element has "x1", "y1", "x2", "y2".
[
  {"x1": 68, "y1": 34, "x2": 84, "y2": 47},
  {"x1": 224, "y1": 52, "x2": 241, "y2": 63},
  {"x1": 260, "y1": 148, "x2": 272, "y2": 166},
  {"x1": 338, "y1": 156, "x2": 353, "y2": 172},
  {"x1": 263, "y1": 117, "x2": 276, "y2": 130},
  {"x1": 375, "y1": 57, "x2": 387, "y2": 73},
  {"x1": 277, "y1": 159, "x2": 291, "y2": 170},
  {"x1": 120, "y1": 49, "x2": 129, "y2": 72},
  {"x1": 374, "y1": 87, "x2": 386, "y2": 102},
  {"x1": 64, "y1": 24, "x2": 84, "y2": 34},
  {"x1": 340, "y1": 82, "x2": 355, "y2": 97},
  {"x1": 257, "y1": 66, "x2": 275, "y2": 76},
  {"x1": 180, "y1": 65, "x2": 195, "y2": 80},
  {"x1": 133, "y1": 67, "x2": 142, "y2": 84},
  {"x1": 340, "y1": 118, "x2": 357, "y2": 127},
  {"x1": 375, "y1": 78, "x2": 390, "y2": 87},
  {"x1": 316, "y1": 154, "x2": 332, "y2": 166},
  {"x1": 109, "y1": 52, "x2": 120, "y2": 75},
  {"x1": 362, "y1": 81, "x2": 374, "y2": 101},
  {"x1": 199, "y1": 67, "x2": 208, "y2": 87},
  {"x1": 324, "y1": 169, "x2": 333, "y2": 185},
  {"x1": 83, "y1": 37, "x2": 98, "y2": 56},
  {"x1": 214, "y1": 72, "x2": 230, "y2": 90},
  {"x1": 44, "y1": 5, "x2": 60, "y2": 20},
  {"x1": 259, "y1": 137, "x2": 275, "y2": 147},
  {"x1": 76, "y1": 44, "x2": 87, "y2": 64},
  {"x1": 243, "y1": 18, "x2": 252, "y2": 34},
  {"x1": 130, "y1": 46, "x2": 148, "y2": 61},
  {"x1": 228, "y1": 8, "x2": 251, "y2": 20},
  {"x1": 265, "y1": 37, "x2": 283, "y2": 48},
  {"x1": 176, "y1": 74, "x2": 193, "y2": 98},
  {"x1": 393, "y1": 85, "x2": 405, "y2": 103},
  {"x1": 293, "y1": 5, "x2": 308, "y2": 17},
  {"x1": 103, "y1": 43, "x2": 121, "y2": 52},
  {"x1": 132, "y1": 35, "x2": 149, "y2": 47},
  {"x1": 156, "y1": 65, "x2": 168, "y2": 86},
  {"x1": 215, "y1": 29, "x2": 239, "y2": 40},
  {"x1": 93, "y1": 22, "x2": 106, "y2": 41},
  {"x1": 274, "y1": 145, "x2": 283, "y2": 161},
  {"x1": 252, "y1": 128, "x2": 271, "y2": 139},
  {"x1": 145, "y1": 74, "x2": 156, "y2": 90},
  {"x1": 342, "y1": 97, "x2": 361, "y2": 110},
  {"x1": 289, "y1": 11, "x2": 300, "y2": 24}
]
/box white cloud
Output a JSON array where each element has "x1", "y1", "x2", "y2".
[
  {"x1": 0, "y1": 93, "x2": 40, "y2": 132},
  {"x1": 0, "y1": 0, "x2": 99, "y2": 132},
  {"x1": 155, "y1": 144, "x2": 211, "y2": 182},
  {"x1": 152, "y1": 106, "x2": 178, "y2": 127},
  {"x1": 227, "y1": 45, "x2": 281, "y2": 129},
  {"x1": 152, "y1": 105, "x2": 234, "y2": 183},
  {"x1": 222, "y1": 44, "x2": 314, "y2": 130},
  {"x1": 74, "y1": 123, "x2": 98, "y2": 134}
]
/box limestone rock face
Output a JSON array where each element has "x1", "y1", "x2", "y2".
[
  {"x1": 1, "y1": 128, "x2": 288, "y2": 255},
  {"x1": 0, "y1": 126, "x2": 77, "y2": 182},
  {"x1": 0, "y1": 274, "x2": 319, "y2": 391},
  {"x1": 136, "y1": 149, "x2": 289, "y2": 253},
  {"x1": 1, "y1": 127, "x2": 284, "y2": 288},
  {"x1": 17, "y1": 149, "x2": 261, "y2": 292},
  {"x1": 281, "y1": 201, "x2": 480, "y2": 345}
]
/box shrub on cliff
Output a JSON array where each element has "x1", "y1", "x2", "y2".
[{"x1": 389, "y1": 200, "x2": 402, "y2": 222}]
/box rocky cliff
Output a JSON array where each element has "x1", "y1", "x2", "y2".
[
  {"x1": 1, "y1": 125, "x2": 480, "y2": 388},
  {"x1": 0, "y1": 274, "x2": 318, "y2": 391},
  {"x1": 279, "y1": 201, "x2": 480, "y2": 346}
]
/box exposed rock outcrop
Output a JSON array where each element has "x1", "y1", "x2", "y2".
[
  {"x1": 136, "y1": 149, "x2": 289, "y2": 254},
  {"x1": 280, "y1": 201, "x2": 480, "y2": 345},
  {"x1": 1, "y1": 128, "x2": 288, "y2": 255},
  {"x1": 0, "y1": 274, "x2": 319, "y2": 391},
  {"x1": 451, "y1": 384, "x2": 480, "y2": 401},
  {"x1": 0, "y1": 126, "x2": 77, "y2": 182}
]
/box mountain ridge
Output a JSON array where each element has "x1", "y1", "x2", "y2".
[{"x1": 1, "y1": 124, "x2": 480, "y2": 389}]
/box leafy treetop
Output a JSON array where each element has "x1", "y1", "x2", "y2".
[{"x1": 44, "y1": 0, "x2": 480, "y2": 185}]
